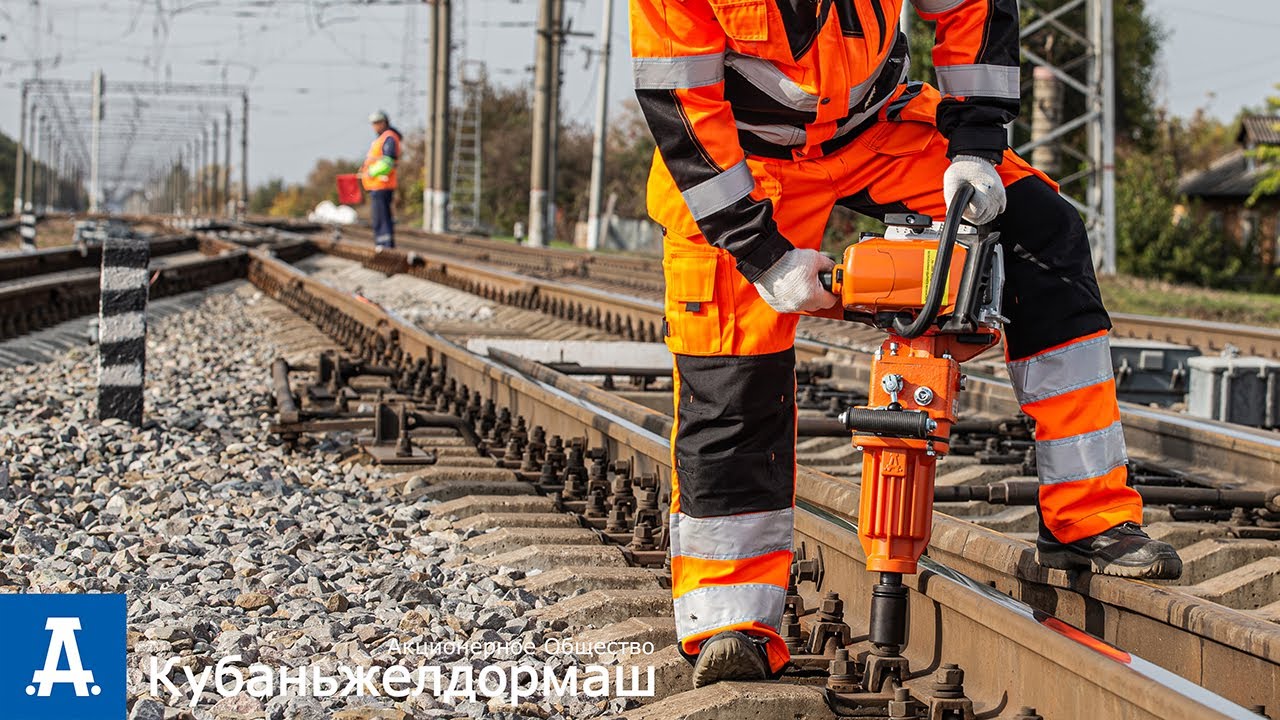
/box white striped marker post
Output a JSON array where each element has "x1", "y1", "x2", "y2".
[
  {"x1": 18, "y1": 207, "x2": 37, "y2": 251},
  {"x1": 97, "y1": 235, "x2": 150, "y2": 425}
]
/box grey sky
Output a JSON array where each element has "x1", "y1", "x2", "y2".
[{"x1": 1, "y1": 0, "x2": 1276, "y2": 187}]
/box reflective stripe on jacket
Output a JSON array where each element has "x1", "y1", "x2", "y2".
[
  {"x1": 629, "y1": 0, "x2": 1020, "y2": 282},
  {"x1": 361, "y1": 129, "x2": 402, "y2": 191}
]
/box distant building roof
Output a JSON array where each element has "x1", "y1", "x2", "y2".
[
  {"x1": 1238, "y1": 115, "x2": 1280, "y2": 147},
  {"x1": 1178, "y1": 148, "x2": 1274, "y2": 199}
]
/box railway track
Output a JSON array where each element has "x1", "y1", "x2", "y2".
[
  {"x1": 3, "y1": 218, "x2": 1277, "y2": 716},
  {"x1": 228, "y1": 234, "x2": 1267, "y2": 717},
  {"x1": 315, "y1": 221, "x2": 1280, "y2": 362}
]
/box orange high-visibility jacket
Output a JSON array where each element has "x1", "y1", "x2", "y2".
[
  {"x1": 630, "y1": 0, "x2": 1019, "y2": 281},
  {"x1": 361, "y1": 129, "x2": 402, "y2": 192}
]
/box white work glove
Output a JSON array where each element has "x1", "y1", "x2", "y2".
[
  {"x1": 753, "y1": 248, "x2": 839, "y2": 314},
  {"x1": 943, "y1": 155, "x2": 1006, "y2": 225}
]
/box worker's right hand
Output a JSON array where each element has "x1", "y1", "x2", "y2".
[{"x1": 753, "y1": 249, "x2": 839, "y2": 314}]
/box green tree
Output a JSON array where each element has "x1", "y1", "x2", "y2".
[
  {"x1": 0, "y1": 131, "x2": 15, "y2": 215},
  {"x1": 249, "y1": 178, "x2": 286, "y2": 215}
]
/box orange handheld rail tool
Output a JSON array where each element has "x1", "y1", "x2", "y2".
[{"x1": 816, "y1": 185, "x2": 1007, "y2": 691}]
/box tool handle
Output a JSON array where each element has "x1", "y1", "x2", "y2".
[
  {"x1": 892, "y1": 184, "x2": 974, "y2": 339},
  {"x1": 818, "y1": 270, "x2": 834, "y2": 292},
  {"x1": 840, "y1": 407, "x2": 935, "y2": 438}
]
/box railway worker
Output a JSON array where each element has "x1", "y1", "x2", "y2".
[
  {"x1": 360, "y1": 110, "x2": 403, "y2": 249},
  {"x1": 630, "y1": 0, "x2": 1184, "y2": 687}
]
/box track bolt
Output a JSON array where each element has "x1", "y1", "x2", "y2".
[
  {"x1": 932, "y1": 663, "x2": 965, "y2": 699},
  {"x1": 781, "y1": 610, "x2": 806, "y2": 654},
  {"x1": 1013, "y1": 709, "x2": 1043, "y2": 720},
  {"x1": 818, "y1": 591, "x2": 844, "y2": 623},
  {"x1": 825, "y1": 648, "x2": 859, "y2": 693},
  {"x1": 888, "y1": 687, "x2": 919, "y2": 718}
]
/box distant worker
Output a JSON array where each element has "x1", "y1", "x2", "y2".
[
  {"x1": 630, "y1": 0, "x2": 1183, "y2": 687},
  {"x1": 360, "y1": 110, "x2": 403, "y2": 249}
]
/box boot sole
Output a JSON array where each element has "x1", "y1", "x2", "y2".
[
  {"x1": 691, "y1": 634, "x2": 768, "y2": 688},
  {"x1": 1036, "y1": 548, "x2": 1183, "y2": 580}
]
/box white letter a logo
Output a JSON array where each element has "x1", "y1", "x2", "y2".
[{"x1": 27, "y1": 617, "x2": 99, "y2": 697}]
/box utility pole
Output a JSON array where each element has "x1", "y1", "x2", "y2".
[
  {"x1": 423, "y1": 1, "x2": 437, "y2": 230},
  {"x1": 224, "y1": 109, "x2": 232, "y2": 216},
  {"x1": 528, "y1": 0, "x2": 559, "y2": 247},
  {"x1": 546, "y1": 0, "x2": 564, "y2": 243},
  {"x1": 430, "y1": 0, "x2": 452, "y2": 233},
  {"x1": 208, "y1": 122, "x2": 216, "y2": 214},
  {"x1": 1097, "y1": 0, "x2": 1116, "y2": 274},
  {"x1": 33, "y1": 116, "x2": 43, "y2": 212},
  {"x1": 198, "y1": 128, "x2": 206, "y2": 215},
  {"x1": 586, "y1": 0, "x2": 615, "y2": 251},
  {"x1": 13, "y1": 83, "x2": 27, "y2": 216},
  {"x1": 240, "y1": 92, "x2": 250, "y2": 215},
  {"x1": 43, "y1": 119, "x2": 53, "y2": 211},
  {"x1": 90, "y1": 70, "x2": 104, "y2": 213},
  {"x1": 1031, "y1": 66, "x2": 1063, "y2": 177},
  {"x1": 24, "y1": 102, "x2": 36, "y2": 214}
]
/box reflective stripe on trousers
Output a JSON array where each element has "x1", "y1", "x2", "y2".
[{"x1": 1008, "y1": 331, "x2": 1143, "y2": 542}]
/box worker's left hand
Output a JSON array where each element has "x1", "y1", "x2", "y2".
[{"x1": 943, "y1": 155, "x2": 1006, "y2": 225}]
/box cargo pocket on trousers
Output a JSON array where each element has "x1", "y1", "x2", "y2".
[{"x1": 663, "y1": 253, "x2": 723, "y2": 356}]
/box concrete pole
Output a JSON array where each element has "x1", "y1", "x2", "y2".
[
  {"x1": 430, "y1": 0, "x2": 452, "y2": 233},
  {"x1": 24, "y1": 104, "x2": 36, "y2": 213},
  {"x1": 224, "y1": 109, "x2": 233, "y2": 217},
  {"x1": 43, "y1": 123, "x2": 54, "y2": 212},
  {"x1": 1087, "y1": 0, "x2": 1116, "y2": 274},
  {"x1": 207, "y1": 122, "x2": 216, "y2": 214},
  {"x1": 546, "y1": 0, "x2": 564, "y2": 243},
  {"x1": 423, "y1": 2, "x2": 438, "y2": 230},
  {"x1": 1100, "y1": 0, "x2": 1117, "y2": 275},
  {"x1": 528, "y1": 0, "x2": 555, "y2": 247},
  {"x1": 33, "y1": 116, "x2": 42, "y2": 212},
  {"x1": 240, "y1": 92, "x2": 250, "y2": 215},
  {"x1": 90, "y1": 70, "x2": 104, "y2": 213},
  {"x1": 188, "y1": 141, "x2": 194, "y2": 214},
  {"x1": 1030, "y1": 66, "x2": 1063, "y2": 177},
  {"x1": 13, "y1": 83, "x2": 27, "y2": 216},
  {"x1": 585, "y1": 0, "x2": 615, "y2": 252}
]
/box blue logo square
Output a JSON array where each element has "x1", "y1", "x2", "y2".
[{"x1": 0, "y1": 594, "x2": 127, "y2": 720}]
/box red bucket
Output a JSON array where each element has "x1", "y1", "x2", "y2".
[{"x1": 336, "y1": 174, "x2": 363, "y2": 205}]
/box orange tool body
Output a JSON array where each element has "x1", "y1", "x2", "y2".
[{"x1": 812, "y1": 189, "x2": 1006, "y2": 688}]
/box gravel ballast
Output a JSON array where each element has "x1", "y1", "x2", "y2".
[{"x1": 0, "y1": 285, "x2": 643, "y2": 720}]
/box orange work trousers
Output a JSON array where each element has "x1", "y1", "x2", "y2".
[{"x1": 653, "y1": 84, "x2": 1143, "y2": 673}]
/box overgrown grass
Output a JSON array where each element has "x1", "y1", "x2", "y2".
[{"x1": 1099, "y1": 275, "x2": 1280, "y2": 327}]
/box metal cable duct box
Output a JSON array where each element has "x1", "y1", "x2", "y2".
[
  {"x1": 1188, "y1": 355, "x2": 1280, "y2": 429},
  {"x1": 1110, "y1": 338, "x2": 1200, "y2": 407}
]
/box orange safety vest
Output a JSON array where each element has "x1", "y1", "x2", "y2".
[{"x1": 361, "y1": 129, "x2": 401, "y2": 191}]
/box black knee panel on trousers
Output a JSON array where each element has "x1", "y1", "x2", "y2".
[
  {"x1": 674, "y1": 349, "x2": 796, "y2": 518},
  {"x1": 994, "y1": 177, "x2": 1111, "y2": 361}
]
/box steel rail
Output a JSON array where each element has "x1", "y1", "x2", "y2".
[
  {"x1": 0, "y1": 234, "x2": 198, "y2": 282},
  {"x1": 304, "y1": 237, "x2": 1280, "y2": 486},
  {"x1": 295, "y1": 219, "x2": 1280, "y2": 363},
  {"x1": 241, "y1": 245, "x2": 1264, "y2": 717},
  {"x1": 0, "y1": 239, "x2": 247, "y2": 341},
  {"x1": 1112, "y1": 311, "x2": 1280, "y2": 360},
  {"x1": 488, "y1": 348, "x2": 1280, "y2": 709}
]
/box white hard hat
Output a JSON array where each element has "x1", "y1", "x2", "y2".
[{"x1": 368, "y1": 110, "x2": 388, "y2": 123}]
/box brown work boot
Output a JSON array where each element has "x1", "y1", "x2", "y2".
[
  {"x1": 691, "y1": 631, "x2": 770, "y2": 688},
  {"x1": 1036, "y1": 521, "x2": 1182, "y2": 580}
]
